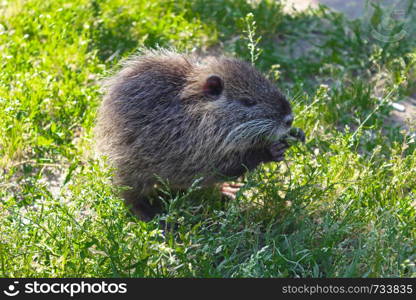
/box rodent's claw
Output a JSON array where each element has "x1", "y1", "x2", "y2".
[{"x1": 288, "y1": 127, "x2": 306, "y2": 143}]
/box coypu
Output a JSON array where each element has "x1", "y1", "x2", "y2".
[{"x1": 95, "y1": 49, "x2": 304, "y2": 221}]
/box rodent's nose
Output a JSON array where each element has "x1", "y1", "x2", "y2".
[{"x1": 283, "y1": 114, "x2": 293, "y2": 127}]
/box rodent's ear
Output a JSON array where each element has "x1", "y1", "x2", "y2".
[{"x1": 202, "y1": 75, "x2": 223, "y2": 98}]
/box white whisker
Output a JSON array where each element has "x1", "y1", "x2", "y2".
[{"x1": 219, "y1": 119, "x2": 278, "y2": 153}]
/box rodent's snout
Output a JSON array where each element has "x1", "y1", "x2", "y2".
[{"x1": 283, "y1": 114, "x2": 294, "y2": 128}]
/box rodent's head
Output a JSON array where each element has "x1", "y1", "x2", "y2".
[{"x1": 182, "y1": 56, "x2": 293, "y2": 155}]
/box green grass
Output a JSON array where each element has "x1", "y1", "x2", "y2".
[{"x1": 1, "y1": 0, "x2": 415, "y2": 277}]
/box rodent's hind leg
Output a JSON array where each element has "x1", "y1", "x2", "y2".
[
  {"x1": 122, "y1": 189, "x2": 162, "y2": 222},
  {"x1": 220, "y1": 182, "x2": 245, "y2": 200}
]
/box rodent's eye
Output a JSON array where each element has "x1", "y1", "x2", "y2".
[{"x1": 239, "y1": 98, "x2": 257, "y2": 107}]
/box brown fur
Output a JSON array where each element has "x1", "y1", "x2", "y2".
[{"x1": 95, "y1": 49, "x2": 294, "y2": 220}]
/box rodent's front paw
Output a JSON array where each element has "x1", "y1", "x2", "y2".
[
  {"x1": 269, "y1": 140, "x2": 290, "y2": 162},
  {"x1": 288, "y1": 127, "x2": 306, "y2": 144}
]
